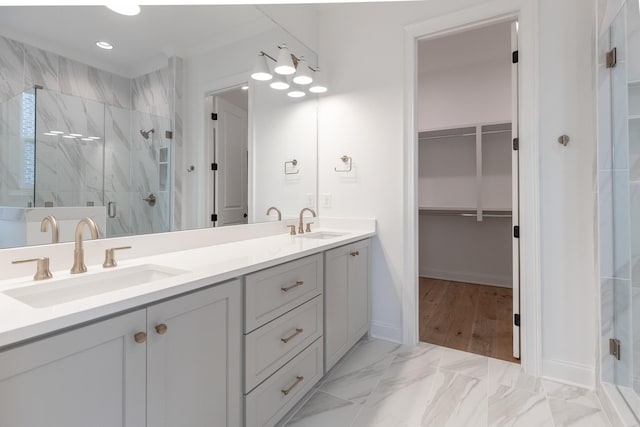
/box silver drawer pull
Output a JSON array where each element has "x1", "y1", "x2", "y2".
[
  {"x1": 281, "y1": 375, "x2": 304, "y2": 396},
  {"x1": 281, "y1": 328, "x2": 304, "y2": 344},
  {"x1": 281, "y1": 280, "x2": 304, "y2": 292},
  {"x1": 350, "y1": 251, "x2": 360, "y2": 257}
]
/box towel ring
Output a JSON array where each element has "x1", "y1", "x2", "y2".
[{"x1": 334, "y1": 155, "x2": 352, "y2": 172}]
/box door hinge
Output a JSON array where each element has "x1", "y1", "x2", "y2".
[
  {"x1": 165, "y1": 130, "x2": 173, "y2": 139},
  {"x1": 211, "y1": 163, "x2": 218, "y2": 171},
  {"x1": 211, "y1": 113, "x2": 218, "y2": 121},
  {"x1": 513, "y1": 138, "x2": 519, "y2": 151},
  {"x1": 606, "y1": 48, "x2": 617, "y2": 69},
  {"x1": 514, "y1": 226, "x2": 520, "y2": 238},
  {"x1": 514, "y1": 313, "x2": 520, "y2": 327},
  {"x1": 610, "y1": 338, "x2": 621, "y2": 360},
  {"x1": 211, "y1": 213, "x2": 218, "y2": 222},
  {"x1": 512, "y1": 50, "x2": 519, "y2": 64}
]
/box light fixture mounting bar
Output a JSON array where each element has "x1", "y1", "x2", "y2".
[{"x1": 259, "y1": 50, "x2": 318, "y2": 72}]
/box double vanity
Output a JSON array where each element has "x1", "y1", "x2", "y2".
[{"x1": 0, "y1": 217, "x2": 375, "y2": 427}]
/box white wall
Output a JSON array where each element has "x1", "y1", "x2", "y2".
[
  {"x1": 312, "y1": 0, "x2": 598, "y2": 386},
  {"x1": 257, "y1": 5, "x2": 319, "y2": 53},
  {"x1": 183, "y1": 27, "x2": 318, "y2": 230},
  {"x1": 418, "y1": 62, "x2": 512, "y2": 130}
]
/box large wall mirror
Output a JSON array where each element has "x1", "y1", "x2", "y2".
[{"x1": 0, "y1": 5, "x2": 318, "y2": 249}]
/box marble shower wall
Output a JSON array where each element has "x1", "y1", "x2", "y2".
[{"x1": 0, "y1": 33, "x2": 181, "y2": 238}]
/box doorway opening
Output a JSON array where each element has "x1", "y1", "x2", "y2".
[
  {"x1": 206, "y1": 86, "x2": 249, "y2": 227},
  {"x1": 417, "y1": 20, "x2": 520, "y2": 363}
]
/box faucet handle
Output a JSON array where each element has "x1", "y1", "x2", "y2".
[
  {"x1": 287, "y1": 225, "x2": 297, "y2": 236},
  {"x1": 12, "y1": 257, "x2": 53, "y2": 281},
  {"x1": 305, "y1": 222, "x2": 314, "y2": 233},
  {"x1": 103, "y1": 246, "x2": 132, "y2": 268}
]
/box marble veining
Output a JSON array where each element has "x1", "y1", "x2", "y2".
[{"x1": 282, "y1": 339, "x2": 613, "y2": 427}]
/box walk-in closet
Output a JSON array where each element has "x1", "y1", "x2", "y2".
[{"x1": 417, "y1": 21, "x2": 519, "y2": 363}]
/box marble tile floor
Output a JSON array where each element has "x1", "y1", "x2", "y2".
[{"x1": 279, "y1": 338, "x2": 614, "y2": 427}]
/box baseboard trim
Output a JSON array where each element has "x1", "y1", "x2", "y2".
[
  {"x1": 542, "y1": 358, "x2": 595, "y2": 389},
  {"x1": 420, "y1": 268, "x2": 512, "y2": 288},
  {"x1": 369, "y1": 320, "x2": 402, "y2": 344},
  {"x1": 598, "y1": 382, "x2": 640, "y2": 426}
]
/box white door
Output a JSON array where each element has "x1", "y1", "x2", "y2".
[
  {"x1": 146, "y1": 280, "x2": 243, "y2": 427},
  {"x1": 212, "y1": 96, "x2": 248, "y2": 226},
  {"x1": 0, "y1": 310, "x2": 147, "y2": 427},
  {"x1": 511, "y1": 21, "x2": 521, "y2": 360}
]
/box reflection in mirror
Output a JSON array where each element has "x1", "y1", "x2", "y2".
[{"x1": 0, "y1": 5, "x2": 319, "y2": 249}]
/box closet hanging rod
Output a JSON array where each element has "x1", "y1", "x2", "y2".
[
  {"x1": 419, "y1": 133, "x2": 476, "y2": 140},
  {"x1": 418, "y1": 129, "x2": 511, "y2": 141},
  {"x1": 419, "y1": 211, "x2": 511, "y2": 218}
]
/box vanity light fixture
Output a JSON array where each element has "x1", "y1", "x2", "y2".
[
  {"x1": 270, "y1": 74, "x2": 290, "y2": 90},
  {"x1": 81, "y1": 138, "x2": 93, "y2": 141},
  {"x1": 96, "y1": 41, "x2": 114, "y2": 50},
  {"x1": 287, "y1": 84, "x2": 306, "y2": 98},
  {"x1": 105, "y1": 3, "x2": 141, "y2": 16},
  {"x1": 292, "y1": 57, "x2": 313, "y2": 85},
  {"x1": 62, "y1": 135, "x2": 76, "y2": 139},
  {"x1": 250, "y1": 53, "x2": 272, "y2": 81},
  {"x1": 43, "y1": 132, "x2": 57, "y2": 136},
  {"x1": 69, "y1": 133, "x2": 83, "y2": 137},
  {"x1": 309, "y1": 68, "x2": 327, "y2": 93},
  {"x1": 88, "y1": 136, "x2": 101, "y2": 140},
  {"x1": 49, "y1": 130, "x2": 64, "y2": 134},
  {"x1": 274, "y1": 44, "x2": 296, "y2": 75}
]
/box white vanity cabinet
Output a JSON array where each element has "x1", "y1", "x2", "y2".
[
  {"x1": 0, "y1": 279, "x2": 242, "y2": 427},
  {"x1": 244, "y1": 254, "x2": 324, "y2": 427},
  {"x1": 146, "y1": 280, "x2": 242, "y2": 427},
  {"x1": 0, "y1": 310, "x2": 147, "y2": 427},
  {"x1": 324, "y1": 239, "x2": 371, "y2": 372}
]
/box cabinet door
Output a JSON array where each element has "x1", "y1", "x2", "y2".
[
  {"x1": 147, "y1": 279, "x2": 242, "y2": 427},
  {"x1": 348, "y1": 239, "x2": 370, "y2": 346},
  {"x1": 0, "y1": 310, "x2": 147, "y2": 427},
  {"x1": 324, "y1": 244, "x2": 350, "y2": 372}
]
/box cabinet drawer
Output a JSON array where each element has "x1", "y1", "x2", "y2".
[
  {"x1": 245, "y1": 338, "x2": 323, "y2": 427},
  {"x1": 245, "y1": 295, "x2": 323, "y2": 392},
  {"x1": 245, "y1": 254, "x2": 323, "y2": 332}
]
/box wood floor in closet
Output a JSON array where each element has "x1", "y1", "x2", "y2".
[{"x1": 419, "y1": 277, "x2": 519, "y2": 364}]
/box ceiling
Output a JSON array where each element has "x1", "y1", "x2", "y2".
[
  {"x1": 0, "y1": 5, "x2": 275, "y2": 77},
  {"x1": 418, "y1": 21, "x2": 514, "y2": 74}
]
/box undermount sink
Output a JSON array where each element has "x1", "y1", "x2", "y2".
[
  {"x1": 297, "y1": 231, "x2": 348, "y2": 240},
  {"x1": 4, "y1": 264, "x2": 188, "y2": 308}
]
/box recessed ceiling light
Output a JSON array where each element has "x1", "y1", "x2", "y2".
[
  {"x1": 69, "y1": 133, "x2": 83, "y2": 137},
  {"x1": 106, "y1": 3, "x2": 141, "y2": 16},
  {"x1": 287, "y1": 90, "x2": 306, "y2": 98},
  {"x1": 43, "y1": 132, "x2": 57, "y2": 136},
  {"x1": 88, "y1": 136, "x2": 101, "y2": 140},
  {"x1": 62, "y1": 135, "x2": 76, "y2": 139},
  {"x1": 241, "y1": 86, "x2": 249, "y2": 90},
  {"x1": 49, "y1": 130, "x2": 63, "y2": 134},
  {"x1": 96, "y1": 41, "x2": 113, "y2": 50},
  {"x1": 81, "y1": 138, "x2": 93, "y2": 141}
]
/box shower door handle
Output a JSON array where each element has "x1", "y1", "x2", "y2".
[{"x1": 143, "y1": 193, "x2": 157, "y2": 207}]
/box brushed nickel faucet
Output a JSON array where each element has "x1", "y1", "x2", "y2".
[
  {"x1": 266, "y1": 206, "x2": 282, "y2": 221},
  {"x1": 298, "y1": 208, "x2": 316, "y2": 234},
  {"x1": 70, "y1": 217, "x2": 100, "y2": 274},
  {"x1": 40, "y1": 215, "x2": 59, "y2": 244}
]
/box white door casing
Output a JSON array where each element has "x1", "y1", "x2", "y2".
[{"x1": 511, "y1": 20, "x2": 521, "y2": 360}]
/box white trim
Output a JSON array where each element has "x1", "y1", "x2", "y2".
[
  {"x1": 420, "y1": 270, "x2": 512, "y2": 288},
  {"x1": 370, "y1": 320, "x2": 403, "y2": 344},
  {"x1": 542, "y1": 359, "x2": 596, "y2": 390},
  {"x1": 402, "y1": 0, "x2": 541, "y2": 377}
]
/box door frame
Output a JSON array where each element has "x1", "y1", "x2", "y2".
[
  {"x1": 402, "y1": 0, "x2": 541, "y2": 375},
  {"x1": 204, "y1": 78, "x2": 252, "y2": 227}
]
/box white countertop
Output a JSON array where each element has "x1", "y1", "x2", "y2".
[{"x1": 0, "y1": 225, "x2": 374, "y2": 349}]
